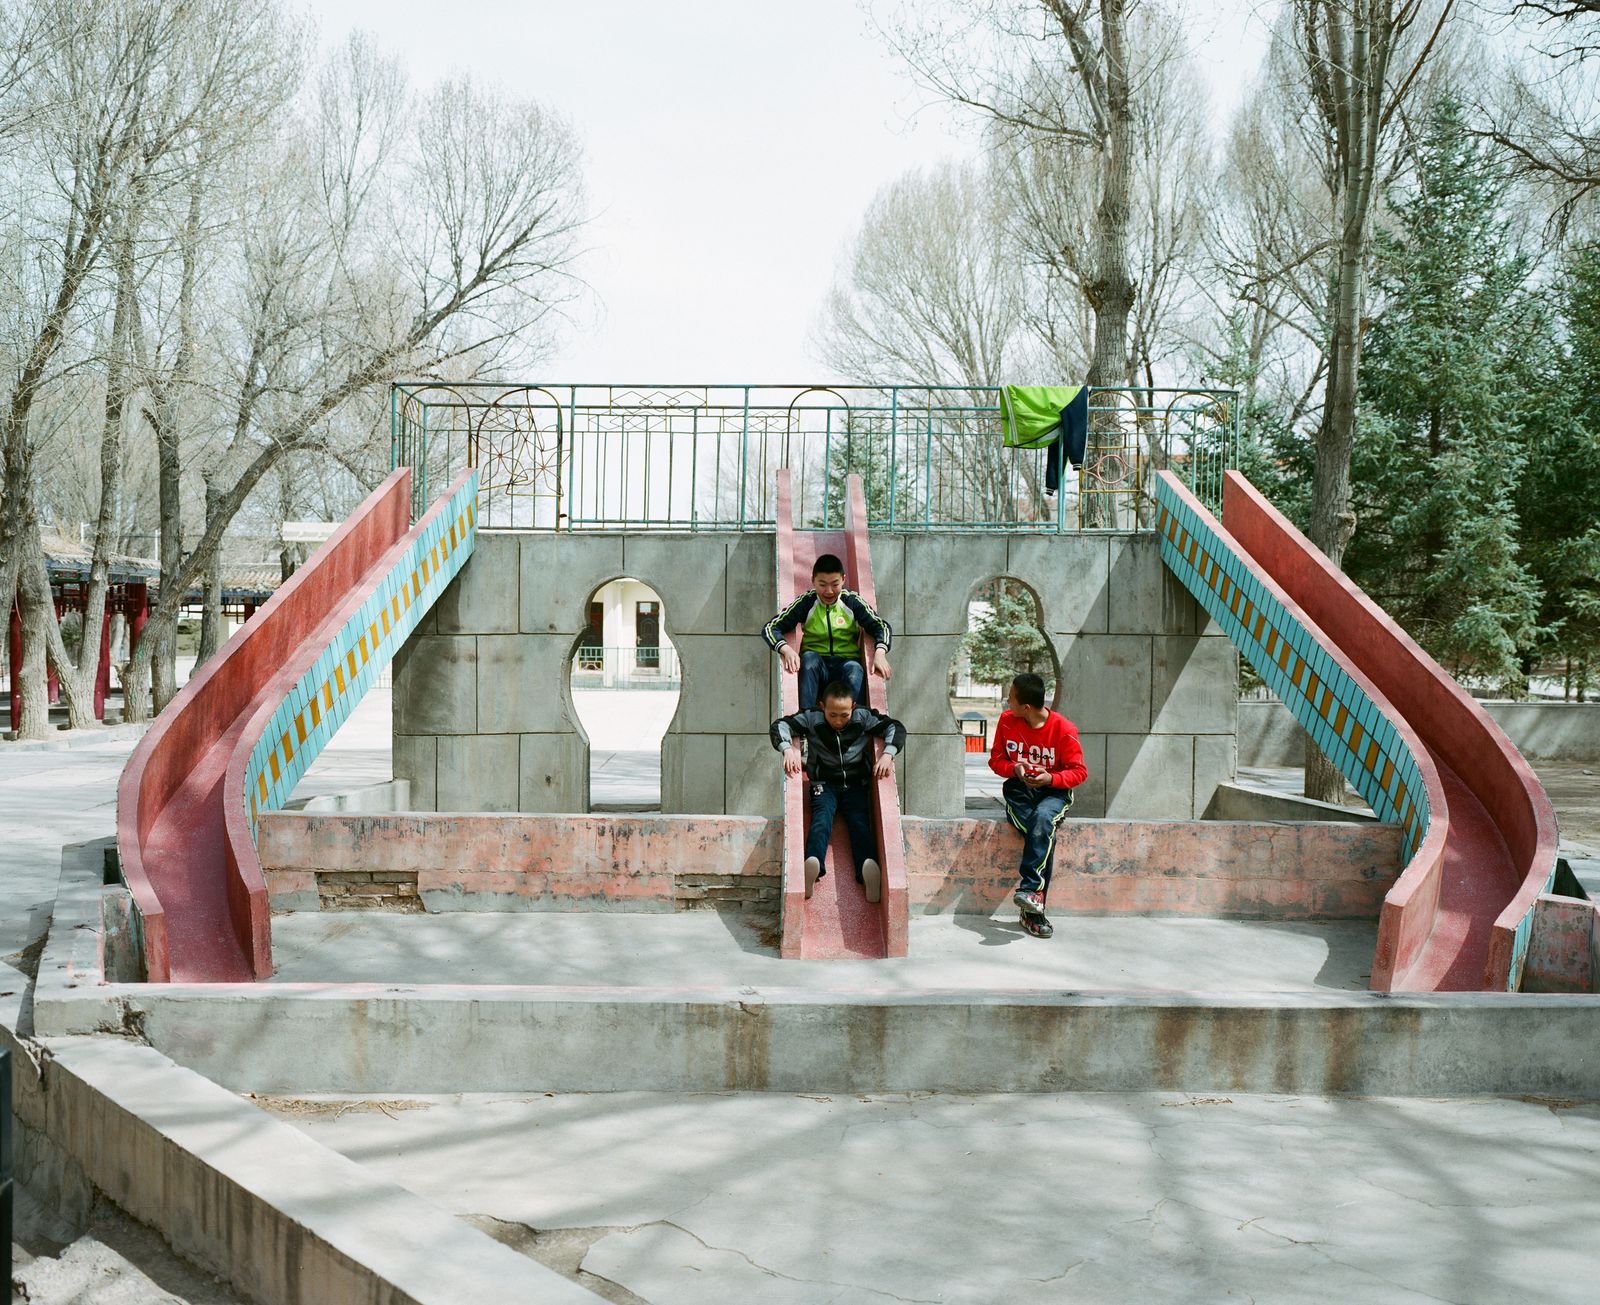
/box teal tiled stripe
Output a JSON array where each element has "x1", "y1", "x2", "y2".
[
  {"x1": 242, "y1": 473, "x2": 478, "y2": 838},
  {"x1": 1154, "y1": 479, "x2": 1430, "y2": 865}
]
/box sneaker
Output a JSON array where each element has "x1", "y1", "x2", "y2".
[
  {"x1": 1013, "y1": 889, "x2": 1047, "y2": 917},
  {"x1": 1020, "y1": 910, "x2": 1054, "y2": 939},
  {"x1": 860, "y1": 858, "x2": 881, "y2": 905},
  {"x1": 805, "y1": 856, "x2": 822, "y2": 900}
]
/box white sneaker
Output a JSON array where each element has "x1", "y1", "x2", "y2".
[
  {"x1": 860, "y1": 858, "x2": 881, "y2": 905},
  {"x1": 804, "y1": 856, "x2": 821, "y2": 900}
]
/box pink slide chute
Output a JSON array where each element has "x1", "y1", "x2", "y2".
[
  {"x1": 117, "y1": 468, "x2": 469, "y2": 982},
  {"x1": 1220, "y1": 473, "x2": 1559, "y2": 990},
  {"x1": 774, "y1": 468, "x2": 908, "y2": 960}
]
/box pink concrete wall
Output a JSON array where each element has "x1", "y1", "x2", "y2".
[
  {"x1": 260, "y1": 811, "x2": 1400, "y2": 920},
  {"x1": 1521, "y1": 895, "x2": 1599, "y2": 994},
  {"x1": 903, "y1": 818, "x2": 1400, "y2": 918},
  {"x1": 260, "y1": 811, "x2": 782, "y2": 911}
]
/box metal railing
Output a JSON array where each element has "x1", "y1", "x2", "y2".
[
  {"x1": 392, "y1": 382, "x2": 1240, "y2": 531},
  {"x1": 570, "y1": 644, "x2": 681, "y2": 689}
]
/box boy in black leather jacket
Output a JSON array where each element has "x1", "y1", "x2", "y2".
[{"x1": 770, "y1": 679, "x2": 905, "y2": 904}]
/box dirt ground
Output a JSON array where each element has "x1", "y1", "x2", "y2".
[{"x1": 1537, "y1": 763, "x2": 1600, "y2": 853}]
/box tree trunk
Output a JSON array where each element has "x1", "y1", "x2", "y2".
[
  {"x1": 1081, "y1": 0, "x2": 1136, "y2": 529},
  {"x1": 195, "y1": 476, "x2": 226, "y2": 669},
  {"x1": 14, "y1": 539, "x2": 55, "y2": 739}
]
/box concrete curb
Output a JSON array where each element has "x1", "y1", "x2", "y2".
[
  {"x1": 38, "y1": 1035, "x2": 603, "y2": 1303},
  {"x1": 10, "y1": 852, "x2": 605, "y2": 1303},
  {"x1": 1, "y1": 721, "x2": 149, "y2": 751},
  {"x1": 31, "y1": 838, "x2": 1600, "y2": 1099}
]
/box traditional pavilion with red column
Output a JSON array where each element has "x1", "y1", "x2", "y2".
[{"x1": 5, "y1": 536, "x2": 278, "y2": 729}]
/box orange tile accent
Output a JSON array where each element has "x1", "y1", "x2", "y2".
[
  {"x1": 1380, "y1": 758, "x2": 1395, "y2": 792},
  {"x1": 1350, "y1": 722, "x2": 1365, "y2": 753},
  {"x1": 1334, "y1": 704, "x2": 1349, "y2": 736},
  {"x1": 310, "y1": 694, "x2": 322, "y2": 729},
  {"x1": 1365, "y1": 740, "x2": 1380, "y2": 770},
  {"x1": 345, "y1": 650, "x2": 358, "y2": 682},
  {"x1": 280, "y1": 729, "x2": 294, "y2": 764},
  {"x1": 335, "y1": 664, "x2": 346, "y2": 695},
  {"x1": 381, "y1": 608, "x2": 391, "y2": 636},
  {"x1": 322, "y1": 682, "x2": 334, "y2": 712},
  {"x1": 258, "y1": 773, "x2": 269, "y2": 805},
  {"x1": 295, "y1": 713, "x2": 307, "y2": 746},
  {"x1": 358, "y1": 633, "x2": 369, "y2": 664},
  {"x1": 268, "y1": 751, "x2": 281, "y2": 784}
]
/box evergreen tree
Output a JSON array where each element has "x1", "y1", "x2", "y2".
[
  {"x1": 963, "y1": 583, "x2": 1053, "y2": 690},
  {"x1": 1350, "y1": 97, "x2": 1544, "y2": 692},
  {"x1": 1518, "y1": 245, "x2": 1600, "y2": 699}
]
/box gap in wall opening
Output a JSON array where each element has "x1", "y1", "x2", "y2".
[
  {"x1": 569, "y1": 576, "x2": 680, "y2": 812},
  {"x1": 949, "y1": 576, "x2": 1059, "y2": 814}
]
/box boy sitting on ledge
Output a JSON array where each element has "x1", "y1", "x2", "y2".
[
  {"x1": 988, "y1": 672, "x2": 1089, "y2": 939},
  {"x1": 770, "y1": 679, "x2": 904, "y2": 903}
]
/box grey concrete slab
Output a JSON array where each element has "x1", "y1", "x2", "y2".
[
  {"x1": 590, "y1": 749, "x2": 662, "y2": 811},
  {"x1": 393, "y1": 732, "x2": 437, "y2": 809},
  {"x1": 1106, "y1": 733, "x2": 1196, "y2": 818},
  {"x1": 477, "y1": 632, "x2": 575, "y2": 733},
  {"x1": 1056, "y1": 633, "x2": 1152, "y2": 734},
  {"x1": 904, "y1": 534, "x2": 1009, "y2": 635},
  {"x1": 661, "y1": 732, "x2": 724, "y2": 814},
  {"x1": 1150, "y1": 634, "x2": 1238, "y2": 734},
  {"x1": 858, "y1": 532, "x2": 904, "y2": 632},
  {"x1": 724, "y1": 732, "x2": 782, "y2": 817},
  {"x1": 1005, "y1": 532, "x2": 1111, "y2": 634},
  {"x1": 521, "y1": 534, "x2": 625, "y2": 633},
  {"x1": 265, "y1": 909, "x2": 1376, "y2": 992},
  {"x1": 275, "y1": 1089, "x2": 1600, "y2": 1305},
  {"x1": 1108, "y1": 533, "x2": 1196, "y2": 635},
  {"x1": 391, "y1": 634, "x2": 477, "y2": 735},
  {"x1": 518, "y1": 732, "x2": 589, "y2": 812},
  {"x1": 438, "y1": 733, "x2": 519, "y2": 810},
  {"x1": 671, "y1": 633, "x2": 772, "y2": 733},
  {"x1": 901, "y1": 730, "x2": 965, "y2": 818},
  {"x1": 887, "y1": 634, "x2": 963, "y2": 735},
  {"x1": 1070, "y1": 730, "x2": 1109, "y2": 817},
  {"x1": 436, "y1": 530, "x2": 520, "y2": 634},
  {"x1": 623, "y1": 535, "x2": 729, "y2": 634},
  {"x1": 1193, "y1": 732, "x2": 1239, "y2": 816},
  {"x1": 724, "y1": 532, "x2": 777, "y2": 634}
]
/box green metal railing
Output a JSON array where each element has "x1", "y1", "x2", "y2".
[{"x1": 391, "y1": 382, "x2": 1240, "y2": 531}]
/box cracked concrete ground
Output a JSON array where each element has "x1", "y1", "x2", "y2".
[{"x1": 265, "y1": 1089, "x2": 1600, "y2": 1305}]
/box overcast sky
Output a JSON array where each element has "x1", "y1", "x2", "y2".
[{"x1": 311, "y1": 1, "x2": 1272, "y2": 384}]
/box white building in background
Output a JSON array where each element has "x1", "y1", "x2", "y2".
[{"x1": 574, "y1": 577, "x2": 680, "y2": 689}]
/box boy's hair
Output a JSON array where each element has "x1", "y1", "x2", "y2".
[
  {"x1": 812, "y1": 553, "x2": 845, "y2": 578},
  {"x1": 1012, "y1": 673, "x2": 1047, "y2": 710},
  {"x1": 820, "y1": 679, "x2": 857, "y2": 706}
]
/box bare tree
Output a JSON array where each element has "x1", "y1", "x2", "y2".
[{"x1": 118, "y1": 50, "x2": 587, "y2": 718}]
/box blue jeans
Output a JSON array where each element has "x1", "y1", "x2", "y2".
[
  {"x1": 806, "y1": 780, "x2": 877, "y2": 873},
  {"x1": 798, "y1": 651, "x2": 864, "y2": 710},
  {"x1": 1002, "y1": 779, "x2": 1072, "y2": 898}
]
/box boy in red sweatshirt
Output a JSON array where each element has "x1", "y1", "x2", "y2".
[{"x1": 987, "y1": 672, "x2": 1089, "y2": 938}]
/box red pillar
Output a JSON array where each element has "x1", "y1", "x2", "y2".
[
  {"x1": 128, "y1": 582, "x2": 148, "y2": 653},
  {"x1": 47, "y1": 596, "x2": 60, "y2": 705},
  {"x1": 7, "y1": 601, "x2": 19, "y2": 730},
  {"x1": 94, "y1": 594, "x2": 112, "y2": 721}
]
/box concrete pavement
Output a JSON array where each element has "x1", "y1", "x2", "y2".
[
  {"x1": 269, "y1": 1088, "x2": 1600, "y2": 1305},
  {"x1": 267, "y1": 910, "x2": 1377, "y2": 991}
]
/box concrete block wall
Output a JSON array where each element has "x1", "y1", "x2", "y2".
[
  {"x1": 395, "y1": 531, "x2": 776, "y2": 815},
  {"x1": 395, "y1": 529, "x2": 1237, "y2": 818}
]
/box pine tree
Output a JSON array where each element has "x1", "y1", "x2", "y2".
[
  {"x1": 1350, "y1": 97, "x2": 1544, "y2": 692},
  {"x1": 1518, "y1": 245, "x2": 1600, "y2": 699},
  {"x1": 963, "y1": 583, "x2": 1053, "y2": 690}
]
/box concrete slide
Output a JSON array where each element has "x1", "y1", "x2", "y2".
[
  {"x1": 774, "y1": 469, "x2": 908, "y2": 959},
  {"x1": 1158, "y1": 470, "x2": 1558, "y2": 991},
  {"x1": 117, "y1": 468, "x2": 477, "y2": 982}
]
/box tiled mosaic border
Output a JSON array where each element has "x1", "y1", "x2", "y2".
[
  {"x1": 1154, "y1": 475, "x2": 1429, "y2": 865},
  {"x1": 242, "y1": 473, "x2": 478, "y2": 837}
]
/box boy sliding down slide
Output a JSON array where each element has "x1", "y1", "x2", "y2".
[
  {"x1": 988, "y1": 673, "x2": 1089, "y2": 939},
  {"x1": 771, "y1": 680, "x2": 905, "y2": 903},
  {"x1": 762, "y1": 552, "x2": 892, "y2": 710}
]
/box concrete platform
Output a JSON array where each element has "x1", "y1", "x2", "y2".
[
  {"x1": 267, "y1": 910, "x2": 1377, "y2": 992},
  {"x1": 268, "y1": 1088, "x2": 1600, "y2": 1305}
]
